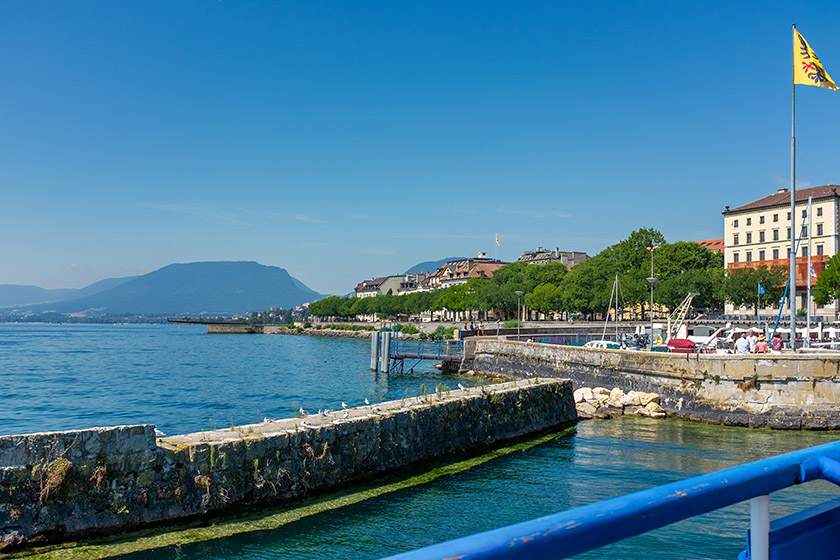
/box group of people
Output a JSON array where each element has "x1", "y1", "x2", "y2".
[
  {"x1": 462, "y1": 321, "x2": 485, "y2": 336},
  {"x1": 732, "y1": 329, "x2": 783, "y2": 354}
]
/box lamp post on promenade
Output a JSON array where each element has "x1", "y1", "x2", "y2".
[
  {"x1": 647, "y1": 246, "x2": 660, "y2": 349},
  {"x1": 515, "y1": 290, "x2": 524, "y2": 341}
]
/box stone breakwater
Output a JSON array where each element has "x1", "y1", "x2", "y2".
[
  {"x1": 0, "y1": 379, "x2": 575, "y2": 550},
  {"x1": 207, "y1": 324, "x2": 374, "y2": 338},
  {"x1": 464, "y1": 339, "x2": 840, "y2": 429},
  {"x1": 573, "y1": 387, "x2": 665, "y2": 419}
]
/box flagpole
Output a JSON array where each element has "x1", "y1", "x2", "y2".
[
  {"x1": 807, "y1": 196, "x2": 812, "y2": 347},
  {"x1": 790, "y1": 24, "x2": 797, "y2": 349}
]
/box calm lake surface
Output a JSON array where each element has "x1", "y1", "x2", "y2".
[{"x1": 2, "y1": 323, "x2": 839, "y2": 559}]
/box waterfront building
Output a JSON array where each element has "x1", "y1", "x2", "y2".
[
  {"x1": 723, "y1": 185, "x2": 840, "y2": 318},
  {"x1": 694, "y1": 238, "x2": 724, "y2": 253},
  {"x1": 353, "y1": 273, "x2": 428, "y2": 298},
  {"x1": 517, "y1": 247, "x2": 589, "y2": 267},
  {"x1": 425, "y1": 256, "x2": 506, "y2": 290}
]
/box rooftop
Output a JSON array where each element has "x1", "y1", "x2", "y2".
[{"x1": 725, "y1": 185, "x2": 840, "y2": 214}]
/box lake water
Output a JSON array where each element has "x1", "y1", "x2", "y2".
[
  {"x1": 0, "y1": 323, "x2": 471, "y2": 436},
  {"x1": 2, "y1": 323, "x2": 839, "y2": 559}
]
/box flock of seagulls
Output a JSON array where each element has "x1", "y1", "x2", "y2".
[{"x1": 257, "y1": 383, "x2": 473, "y2": 431}]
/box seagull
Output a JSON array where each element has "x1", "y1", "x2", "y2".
[
  {"x1": 299, "y1": 407, "x2": 309, "y2": 416},
  {"x1": 372, "y1": 406, "x2": 382, "y2": 414},
  {"x1": 154, "y1": 428, "x2": 166, "y2": 437},
  {"x1": 342, "y1": 411, "x2": 350, "y2": 419},
  {"x1": 364, "y1": 398, "x2": 370, "y2": 405},
  {"x1": 458, "y1": 383, "x2": 466, "y2": 391},
  {"x1": 263, "y1": 417, "x2": 276, "y2": 423},
  {"x1": 301, "y1": 420, "x2": 313, "y2": 428},
  {"x1": 342, "y1": 402, "x2": 349, "y2": 410}
]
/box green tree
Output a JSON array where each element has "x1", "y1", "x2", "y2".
[
  {"x1": 814, "y1": 253, "x2": 840, "y2": 305},
  {"x1": 525, "y1": 283, "x2": 563, "y2": 316},
  {"x1": 724, "y1": 266, "x2": 787, "y2": 315}
]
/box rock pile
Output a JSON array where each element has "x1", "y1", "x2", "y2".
[{"x1": 573, "y1": 386, "x2": 666, "y2": 419}]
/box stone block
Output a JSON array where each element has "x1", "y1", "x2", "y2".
[
  {"x1": 620, "y1": 391, "x2": 642, "y2": 407},
  {"x1": 576, "y1": 401, "x2": 596, "y2": 418},
  {"x1": 573, "y1": 387, "x2": 593, "y2": 403},
  {"x1": 644, "y1": 402, "x2": 666, "y2": 418},
  {"x1": 638, "y1": 392, "x2": 660, "y2": 406}
]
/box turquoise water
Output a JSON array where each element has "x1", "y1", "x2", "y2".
[
  {"x1": 2, "y1": 324, "x2": 839, "y2": 559},
  {"x1": 0, "y1": 323, "x2": 472, "y2": 436}
]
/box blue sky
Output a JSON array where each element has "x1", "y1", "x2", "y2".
[{"x1": 2, "y1": 1, "x2": 840, "y2": 295}]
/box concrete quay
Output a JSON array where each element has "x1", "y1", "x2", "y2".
[
  {"x1": 0, "y1": 379, "x2": 575, "y2": 551},
  {"x1": 464, "y1": 339, "x2": 840, "y2": 429}
]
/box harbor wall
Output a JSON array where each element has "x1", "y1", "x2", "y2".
[
  {"x1": 465, "y1": 339, "x2": 840, "y2": 429},
  {"x1": 0, "y1": 379, "x2": 575, "y2": 550}
]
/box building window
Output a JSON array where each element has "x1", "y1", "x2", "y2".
[
  {"x1": 733, "y1": 219, "x2": 739, "y2": 228},
  {"x1": 802, "y1": 247, "x2": 808, "y2": 257},
  {"x1": 802, "y1": 209, "x2": 807, "y2": 218},
  {"x1": 733, "y1": 253, "x2": 740, "y2": 263},
  {"x1": 746, "y1": 251, "x2": 752, "y2": 262},
  {"x1": 803, "y1": 226, "x2": 808, "y2": 237},
  {"x1": 760, "y1": 216, "x2": 765, "y2": 224},
  {"x1": 773, "y1": 249, "x2": 779, "y2": 259},
  {"x1": 788, "y1": 248, "x2": 791, "y2": 258},
  {"x1": 818, "y1": 245, "x2": 824, "y2": 255},
  {"x1": 818, "y1": 207, "x2": 823, "y2": 216},
  {"x1": 817, "y1": 223, "x2": 824, "y2": 236},
  {"x1": 733, "y1": 234, "x2": 739, "y2": 245},
  {"x1": 747, "y1": 218, "x2": 752, "y2": 226},
  {"x1": 774, "y1": 213, "x2": 779, "y2": 222},
  {"x1": 787, "y1": 212, "x2": 791, "y2": 220},
  {"x1": 773, "y1": 229, "x2": 779, "y2": 241},
  {"x1": 787, "y1": 227, "x2": 791, "y2": 239},
  {"x1": 759, "y1": 250, "x2": 765, "y2": 260},
  {"x1": 759, "y1": 231, "x2": 765, "y2": 242},
  {"x1": 746, "y1": 232, "x2": 752, "y2": 243}
]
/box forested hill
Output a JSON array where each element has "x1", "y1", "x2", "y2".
[{"x1": 21, "y1": 261, "x2": 325, "y2": 316}]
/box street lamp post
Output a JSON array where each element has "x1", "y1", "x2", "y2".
[
  {"x1": 515, "y1": 290, "x2": 524, "y2": 341},
  {"x1": 647, "y1": 246, "x2": 660, "y2": 350}
]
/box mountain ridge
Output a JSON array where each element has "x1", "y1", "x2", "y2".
[{"x1": 3, "y1": 262, "x2": 325, "y2": 316}]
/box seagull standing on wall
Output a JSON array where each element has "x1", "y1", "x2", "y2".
[
  {"x1": 342, "y1": 402, "x2": 349, "y2": 410},
  {"x1": 365, "y1": 398, "x2": 370, "y2": 405},
  {"x1": 299, "y1": 407, "x2": 308, "y2": 416}
]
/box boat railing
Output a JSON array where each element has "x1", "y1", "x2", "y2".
[{"x1": 381, "y1": 439, "x2": 840, "y2": 560}]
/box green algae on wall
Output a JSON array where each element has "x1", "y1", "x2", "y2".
[{"x1": 0, "y1": 379, "x2": 576, "y2": 551}]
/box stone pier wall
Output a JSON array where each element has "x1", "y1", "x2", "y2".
[
  {"x1": 465, "y1": 339, "x2": 840, "y2": 429},
  {"x1": 0, "y1": 379, "x2": 575, "y2": 550}
]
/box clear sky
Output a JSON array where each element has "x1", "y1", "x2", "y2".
[{"x1": 2, "y1": 1, "x2": 840, "y2": 295}]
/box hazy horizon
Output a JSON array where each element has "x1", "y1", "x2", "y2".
[{"x1": 3, "y1": 1, "x2": 839, "y2": 294}]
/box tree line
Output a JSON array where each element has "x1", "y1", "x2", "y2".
[{"x1": 310, "y1": 228, "x2": 789, "y2": 321}]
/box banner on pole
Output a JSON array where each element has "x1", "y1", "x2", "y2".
[{"x1": 794, "y1": 29, "x2": 838, "y2": 90}]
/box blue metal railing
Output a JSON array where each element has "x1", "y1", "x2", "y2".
[
  {"x1": 390, "y1": 339, "x2": 463, "y2": 361},
  {"x1": 382, "y1": 440, "x2": 840, "y2": 560}
]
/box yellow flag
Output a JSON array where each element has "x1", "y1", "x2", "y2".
[
  {"x1": 794, "y1": 28, "x2": 837, "y2": 91},
  {"x1": 495, "y1": 233, "x2": 500, "y2": 246}
]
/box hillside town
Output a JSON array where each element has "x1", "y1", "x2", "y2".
[{"x1": 324, "y1": 184, "x2": 840, "y2": 324}]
